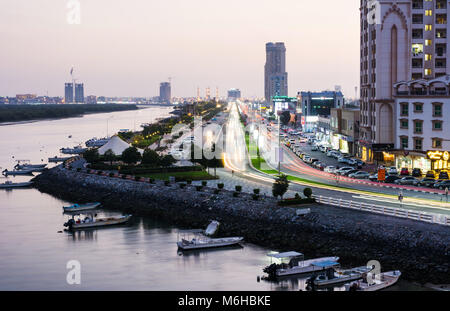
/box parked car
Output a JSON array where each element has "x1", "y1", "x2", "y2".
[
  {"x1": 385, "y1": 175, "x2": 401, "y2": 184},
  {"x1": 326, "y1": 151, "x2": 335, "y2": 157},
  {"x1": 337, "y1": 167, "x2": 354, "y2": 175},
  {"x1": 438, "y1": 170, "x2": 449, "y2": 180},
  {"x1": 348, "y1": 171, "x2": 370, "y2": 179},
  {"x1": 310, "y1": 158, "x2": 319, "y2": 164},
  {"x1": 394, "y1": 176, "x2": 418, "y2": 185},
  {"x1": 347, "y1": 159, "x2": 357, "y2": 166},
  {"x1": 388, "y1": 166, "x2": 398, "y2": 175},
  {"x1": 355, "y1": 159, "x2": 365, "y2": 167},
  {"x1": 413, "y1": 178, "x2": 436, "y2": 187},
  {"x1": 343, "y1": 169, "x2": 359, "y2": 176},
  {"x1": 434, "y1": 180, "x2": 450, "y2": 190},
  {"x1": 338, "y1": 156, "x2": 349, "y2": 164},
  {"x1": 400, "y1": 168, "x2": 410, "y2": 176},
  {"x1": 325, "y1": 166, "x2": 337, "y2": 174},
  {"x1": 411, "y1": 168, "x2": 422, "y2": 177},
  {"x1": 426, "y1": 170, "x2": 437, "y2": 178},
  {"x1": 311, "y1": 145, "x2": 319, "y2": 151},
  {"x1": 369, "y1": 173, "x2": 379, "y2": 182},
  {"x1": 303, "y1": 156, "x2": 311, "y2": 163}
]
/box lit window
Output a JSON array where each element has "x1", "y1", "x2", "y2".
[
  {"x1": 425, "y1": 68, "x2": 432, "y2": 75},
  {"x1": 425, "y1": 25, "x2": 433, "y2": 31},
  {"x1": 425, "y1": 39, "x2": 432, "y2": 46},
  {"x1": 425, "y1": 54, "x2": 432, "y2": 61},
  {"x1": 425, "y1": 10, "x2": 433, "y2": 16}
]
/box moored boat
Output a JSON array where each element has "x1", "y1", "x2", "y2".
[
  {"x1": 48, "y1": 156, "x2": 72, "y2": 163},
  {"x1": 0, "y1": 181, "x2": 33, "y2": 189},
  {"x1": 177, "y1": 230, "x2": 244, "y2": 250},
  {"x1": 60, "y1": 145, "x2": 86, "y2": 155},
  {"x1": 308, "y1": 265, "x2": 374, "y2": 287},
  {"x1": 64, "y1": 214, "x2": 132, "y2": 230},
  {"x1": 2, "y1": 169, "x2": 34, "y2": 176},
  {"x1": 14, "y1": 163, "x2": 47, "y2": 170},
  {"x1": 263, "y1": 251, "x2": 340, "y2": 279},
  {"x1": 63, "y1": 202, "x2": 101, "y2": 212},
  {"x1": 85, "y1": 137, "x2": 110, "y2": 147},
  {"x1": 344, "y1": 270, "x2": 401, "y2": 291}
]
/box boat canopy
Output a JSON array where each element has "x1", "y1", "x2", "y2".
[
  {"x1": 311, "y1": 261, "x2": 340, "y2": 268},
  {"x1": 267, "y1": 251, "x2": 303, "y2": 259}
]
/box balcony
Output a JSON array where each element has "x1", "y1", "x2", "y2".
[{"x1": 395, "y1": 90, "x2": 449, "y2": 96}]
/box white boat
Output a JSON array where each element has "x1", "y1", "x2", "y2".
[
  {"x1": 0, "y1": 181, "x2": 33, "y2": 189},
  {"x1": 60, "y1": 146, "x2": 86, "y2": 155},
  {"x1": 63, "y1": 202, "x2": 101, "y2": 212},
  {"x1": 344, "y1": 270, "x2": 401, "y2": 291},
  {"x1": 49, "y1": 156, "x2": 72, "y2": 163},
  {"x1": 177, "y1": 230, "x2": 244, "y2": 250},
  {"x1": 14, "y1": 162, "x2": 47, "y2": 170},
  {"x1": 85, "y1": 137, "x2": 110, "y2": 147},
  {"x1": 310, "y1": 266, "x2": 374, "y2": 287},
  {"x1": 2, "y1": 169, "x2": 34, "y2": 176},
  {"x1": 264, "y1": 252, "x2": 340, "y2": 278},
  {"x1": 64, "y1": 214, "x2": 132, "y2": 230}
]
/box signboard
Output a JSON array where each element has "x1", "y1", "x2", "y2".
[
  {"x1": 372, "y1": 144, "x2": 394, "y2": 152},
  {"x1": 427, "y1": 150, "x2": 450, "y2": 161},
  {"x1": 378, "y1": 168, "x2": 386, "y2": 182}
]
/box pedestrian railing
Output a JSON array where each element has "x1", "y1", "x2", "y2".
[{"x1": 313, "y1": 194, "x2": 448, "y2": 226}]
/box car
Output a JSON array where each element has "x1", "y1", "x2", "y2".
[
  {"x1": 394, "y1": 176, "x2": 418, "y2": 185},
  {"x1": 434, "y1": 180, "x2": 450, "y2": 190},
  {"x1": 347, "y1": 159, "x2": 357, "y2": 166},
  {"x1": 426, "y1": 170, "x2": 437, "y2": 178},
  {"x1": 325, "y1": 166, "x2": 336, "y2": 173},
  {"x1": 411, "y1": 168, "x2": 422, "y2": 177},
  {"x1": 303, "y1": 156, "x2": 311, "y2": 162},
  {"x1": 438, "y1": 171, "x2": 449, "y2": 180},
  {"x1": 337, "y1": 167, "x2": 354, "y2": 175},
  {"x1": 414, "y1": 178, "x2": 436, "y2": 187},
  {"x1": 310, "y1": 158, "x2": 319, "y2": 164},
  {"x1": 289, "y1": 139, "x2": 296, "y2": 144},
  {"x1": 355, "y1": 159, "x2": 365, "y2": 167},
  {"x1": 311, "y1": 145, "x2": 319, "y2": 151},
  {"x1": 388, "y1": 166, "x2": 398, "y2": 175},
  {"x1": 343, "y1": 169, "x2": 359, "y2": 176},
  {"x1": 348, "y1": 171, "x2": 370, "y2": 179},
  {"x1": 400, "y1": 168, "x2": 410, "y2": 176},
  {"x1": 326, "y1": 151, "x2": 335, "y2": 157},
  {"x1": 369, "y1": 173, "x2": 379, "y2": 182},
  {"x1": 338, "y1": 156, "x2": 349, "y2": 163},
  {"x1": 385, "y1": 175, "x2": 401, "y2": 184}
]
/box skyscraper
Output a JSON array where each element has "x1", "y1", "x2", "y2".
[
  {"x1": 75, "y1": 83, "x2": 84, "y2": 103},
  {"x1": 358, "y1": 0, "x2": 450, "y2": 163},
  {"x1": 64, "y1": 83, "x2": 73, "y2": 104},
  {"x1": 159, "y1": 82, "x2": 171, "y2": 104},
  {"x1": 264, "y1": 42, "x2": 288, "y2": 103}
]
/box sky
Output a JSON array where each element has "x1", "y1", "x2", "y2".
[{"x1": 0, "y1": 0, "x2": 360, "y2": 99}]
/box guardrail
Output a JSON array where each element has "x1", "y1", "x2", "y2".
[{"x1": 313, "y1": 194, "x2": 449, "y2": 226}]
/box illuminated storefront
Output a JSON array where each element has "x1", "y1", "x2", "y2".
[
  {"x1": 331, "y1": 134, "x2": 340, "y2": 150},
  {"x1": 427, "y1": 150, "x2": 450, "y2": 171},
  {"x1": 395, "y1": 154, "x2": 431, "y2": 172}
]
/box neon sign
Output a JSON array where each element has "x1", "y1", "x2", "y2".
[{"x1": 427, "y1": 150, "x2": 450, "y2": 161}]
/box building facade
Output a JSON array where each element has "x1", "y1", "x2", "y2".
[
  {"x1": 75, "y1": 83, "x2": 84, "y2": 103},
  {"x1": 264, "y1": 42, "x2": 288, "y2": 103},
  {"x1": 359, "y1": 0, "x2": 450, "y2": 163},
  {"x1": 160, "y1": 82, "x2": 171, "y2": 104},
  {"x1": 64, "y1": 83, "x2": 73, "y2": 104},
  {"x1": 227, "y1": 89, "x2": 241, "y2": 100}
]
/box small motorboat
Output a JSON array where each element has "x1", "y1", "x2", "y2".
[
  {"x1": 177, "y1": 230, "x2": 244, "y2": 250},
  {"x1": 308, "y1": 265, "x2": 374, "y2": 287},
  {"x1": 85, "y1": 137, "x2": 110, "y2": 147},
  {"x1": 0, "y1": 181, "x2": 33, "y2": 189},
  {"x1": 345, "y1": 270, "x2": 401, "y2": 291},
  {"x1": 49, "y1": 156, "x2": 72, "y2": 163},
  {"x1": 60, "y1": 146, "x2": 86, "y2": 155},
  {"x1": 64, "y1": 214, "x2": 132, "y2": 230},
  {"x1": 2, "y1": 169, "x2": 34, "y2": 176},
  {"x1": 63, "y1": 202, "x2": 101, "y2": 212},
  {"x1": 263, "y1": 252, "x2": 340, "y2": 279},
  {"x1": 14, "y1": 161, "x2": 47, "y2": 170}
]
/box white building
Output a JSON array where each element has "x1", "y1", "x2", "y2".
[
  {"x1": 359, "y1": 0, "x2": 450, "y2": 163},
  {"x1": 394, "y1": 75, "x2": 450, "y2": 172}
]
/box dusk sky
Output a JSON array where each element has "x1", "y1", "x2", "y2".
[{"x1": 0, "y1": 0, "x2": 360, "y2": 99}]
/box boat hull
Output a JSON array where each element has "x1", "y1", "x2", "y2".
[
  {"x1": 0, "y1": 182, "x2": 33, "y2": 189},
  {"x1": 276, "y1": 257, "x2": 340, "y2": 277},
  {"x1": 69, "y1": 215, "x2": 131, "y2": 230},
  {"x1": 177, "y1": 238, "x2": 244, "y2": 250},
  {"x1": 63, "y1": 203, "x2": 101, "y2": 212},
  {"x1": 2, "y1": 170, "x2": 34, "y2": 176}
]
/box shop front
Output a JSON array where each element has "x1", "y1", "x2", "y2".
[
  {"x1": 331, "y1": 134, "x2": 340, "y2": 151},
  {"x1": 395, "y1": 152, "x2": 431, "y2": 172},
  {"x1": 427, "y1": 150, "x2": 450, "y2": 171},
  {"x1": 339, "y1": 135, "x2": 354, "y2": 155},
  {"x1": 357, "y1": 140, "x2": 374, "y2": 163}
]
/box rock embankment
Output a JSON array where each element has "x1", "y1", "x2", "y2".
[{"x1": 33, "y1": 167, "x2": 450, "y2": 284}]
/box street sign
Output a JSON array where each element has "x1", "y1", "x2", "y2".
[{"x1": 378, "y1": 168, "x2": 386, "y2": 182}]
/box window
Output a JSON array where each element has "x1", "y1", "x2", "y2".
[
  {"x1": 432, "y1": 139, "x2": 442, "y2": 149},
  {"x1": 400, "y1": 103, "x2": 409, "y2": 116},
  {"x1": 425, "y1": 39, "x2": 432, "y2": 46},
  {"x1": 400, "y1": 119, "x2": 409, "y2": 129},
  {"x1": 414, "y1": 138, "x2": 423, "y2": 150},
  {"x1": 425, "y1": 10, "x2": 433, "y2": 17},
  {"x1": 436, "y1": 29, "x2": 447, "y2": 38},
  {"x1": 425, "y1": 24, "x2": 433, "y2": 31},
  {"x1": 413, "y1": 28, "x2": 423, "y2": 39},
  {"x1": 414, "y1": 120, "x2": 423, "y2": 134},
  {"x1": 425, "y1": 54, "x2": 432, "y2": 61},
  {"x1": 436, "y1": 14, "x2": 447, "y2": 24},
  {"x1": 400, "y1": 136, "x2": 409, "y2": 149},
  {"x1": 433, "y1": 120, "x2": 443, "y2": 130},
  {"x1": 414, "y1": 103, "x2": 424, "y2": 113},
  {"x1": 433, "y1": 103, "x2": 443, "y2": 116},
  {"x1": 425, "y1": 68, "x2": 432, "y2": 76},
  {"x1": 412, "y1": 43, "x2": 424, "y2": 56}
]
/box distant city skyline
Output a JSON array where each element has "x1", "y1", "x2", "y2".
[{"x1": 0, "y1": 0, "x2": 359, "y2": 98}]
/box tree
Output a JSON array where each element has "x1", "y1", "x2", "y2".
[
  {"x1": 121, "y1": 147, "x2": 141, "y2": 165},
  {"x1": 103, "y1": 149, "x2": 116, "y2": 167},
  {"x1": 272, "y1": 174, "x2": 289, "y2": 199},
  {"x1": 142, "y1": 149, "x2": 160, "y2": 167},
  {"x1": 83, "y1": 148, "x2": 99, "y2": 164},
  {"x1": 280, "y1": 111, "x2": 291, "y2": 126},
  {"x1": 160, "y1": 155, "x2": 176, "y2": 168}
]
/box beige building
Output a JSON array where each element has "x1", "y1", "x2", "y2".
[{"x1": 359, "y1": 0, "x2": 450, "y2": 163}]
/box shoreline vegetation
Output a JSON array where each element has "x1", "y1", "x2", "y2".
[{"x1": 0, "y1": 104, "x2": 139, "y2": 123}]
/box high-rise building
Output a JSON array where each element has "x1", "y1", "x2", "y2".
[
  {"x1": 264, "y1": 42, "x2": 288, "y2": 103},
  {"x1": 64, "y1": 83, "x2": 73, "y2": 104},
  {"x1": 359, "y1": 0, "x2": 450, "y2": 163},
  {"x1": 159, "y1": 82, "x2": 171, "y2": 104},
  {"x1": 86, "y1": 95, "x2": 97, "y2": 105},
  {"x1": 227, "y1": 89, "x2": 241, "y2": 100},
  {"x1": 75, "y1": 83, "x2": 84, "y2": 103}
]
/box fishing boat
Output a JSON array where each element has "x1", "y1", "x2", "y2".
[
  {"x1": 2, "y1": 169, "x2": 34, "y2": 176},
  {"x1": 0, "y1": 181, "x2": 33, "y2": 189},
  {"x1": 344, "y1": 270, "x2": 401, "y2": 291},
  {"x1": 177, "y1": 230, "x2": 244, "y2": 250},
  {"x1": 48, "y1": 156, "x2": 72, "y2": 163},
  {"x1": 85, "y1": 137, "x2": 110, "y2": 147},
  {"x1": 64, "y1": 213, "x2": 132, "y2": 230},
  {"x1": 308, "y1": 265, "x2": 374, "y2": 287},
  {"x1": 14, "y1": 161, "x2": 47, "y2": 170},
  {"x1": 263, "y1": 252, "x2": 340, "y2": 278},
  {"x1": 63, "y1": 202, "x2": 101, "y2": 212},
  {"x1": 60, "y1": 145, "x2": 86, "y2": 155}
]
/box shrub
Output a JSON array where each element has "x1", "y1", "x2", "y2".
[
  {"x1": 213, "y1": 189, "x2": 220, "y2": 195},
  {"x1": 253, "y1": 188, "x2": 260, "y2": 195},
  {"x1": 303, "y1": 188, "x2": 313, "y2": 198},
  {"x1": 217, "y1": 183, "x2": 224, "y2": 189},
  {"x1": 233, "y1": 192, "x2": 239, "y2": 197},
  {"x1": 196, "y1": 185, "x2": 203, "y2": 191},
  {"x1": 202, "y1": 181, "x2": 207, "y2": 187},
  {"x1": 252, "y1": 194, "x2": 259, "y2": 201},
  {"x1": 164, "y1": 180, "x2": 170, "y2": 186},
  {"x1": 235, "y1": 185, "x2": 242, "y2": 192},
  {"x1": 272, "y1": 174, "x2": 289, "y2": 199}
]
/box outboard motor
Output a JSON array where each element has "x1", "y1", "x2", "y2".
[
  {"x1": 263, "y1": 263, "x2": 278, "y2": 280},
  {"x1": 64, "y1": 219, "x2": 75, "y2": 230},
  {"x1": 306, "y1": 275, "x2": 317, "y2": 291}
]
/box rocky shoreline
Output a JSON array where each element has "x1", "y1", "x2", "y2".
[{"x1": 33, "y1": 166, "x2": 450, "y2": 285}]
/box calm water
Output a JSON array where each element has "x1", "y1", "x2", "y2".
[{"x1": 0, "y1": 107, "x2": 427, "y2": 290}]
